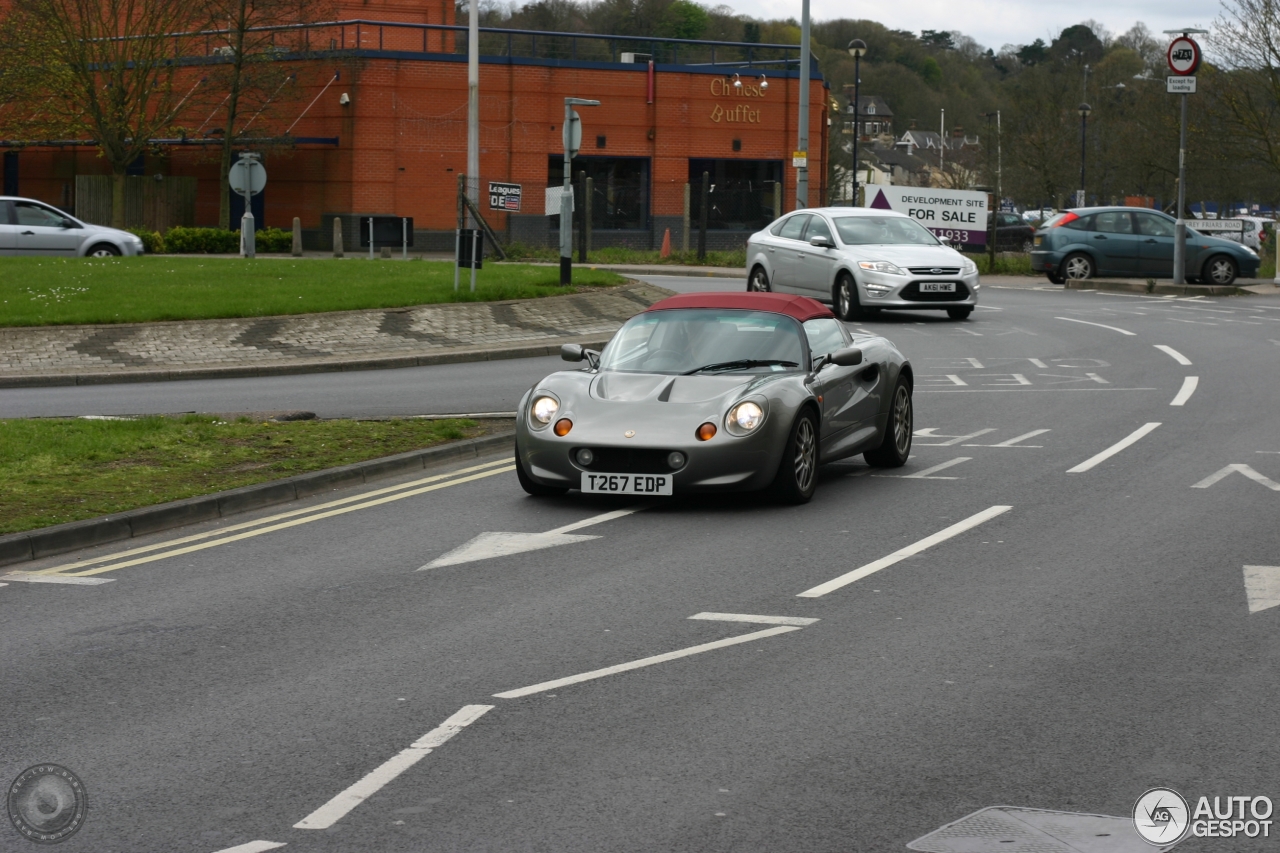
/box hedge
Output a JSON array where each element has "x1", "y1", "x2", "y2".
[
  {"x1": 161, "y1": 226, "x2": 293, "y2": 254},
  {"x1": 127, "y1": 228, "x2": 165, "y2": 254}
]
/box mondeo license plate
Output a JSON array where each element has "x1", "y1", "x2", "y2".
[
  {"x1": 920, "y1": 282, "x2": 957, "y2": 293},
  {"x1": 581, "y1": 472, "x2": 673, "y2": 495}
]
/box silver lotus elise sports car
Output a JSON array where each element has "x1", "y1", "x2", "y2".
[{"x1": 514, "y1": 292, "x2": 914, "y2": 504}]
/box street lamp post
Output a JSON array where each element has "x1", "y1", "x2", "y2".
[
  {"x1": 847, "y1": 39, "x2": 867, "y2": 206},
  {"x1": 1078, "y1": 103, "x2": 1091, "y2": 207}
]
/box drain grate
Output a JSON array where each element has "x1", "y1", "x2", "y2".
[{"x1": 907, "y1": 806, "x2": 1180, "y2": 853}]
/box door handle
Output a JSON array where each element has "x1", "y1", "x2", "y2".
[
  {"x1": 1144, "y1": 239, "x2": 1157, "y2": 243},
  {"x1": 1093, "y1": 234, "x2": 1107, "y2": 239},
  {"x1": 20, "y1": 230, "x2": 35, "y2": 235}
]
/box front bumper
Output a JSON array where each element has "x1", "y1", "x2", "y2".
[
  {"x1": 516, "y1": 405, "x2": 790, "y2": 494},
  {"x1": 857, "y1": 270, "x2": 980, "y2": 309}
]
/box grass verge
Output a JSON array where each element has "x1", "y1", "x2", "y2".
[
  {"x1": 0, "y1": 415, "x2": 490, "y2": 534},
  {"x1": 964, "y1": 252, "x2": 1036, "y2": 276},
  {"x1": 0, "y1": 257, "x2": 626, "y2": 326},
  {"x1": 504, "y1": 242, "x2": 746, "y2": 268}
]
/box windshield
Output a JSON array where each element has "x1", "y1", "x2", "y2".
[
  {"x1": 599, "y1": 309, "x2": 806, "y2": 375},
  {"x1": 832, "y1": 216, "x2": 940, "y2": 246}
]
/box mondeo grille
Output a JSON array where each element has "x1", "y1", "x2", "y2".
[{"x1": 908, "y1": 266, "x2": 962, "y2": 275}]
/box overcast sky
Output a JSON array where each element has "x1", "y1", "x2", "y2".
[{"x1": 743, "y1": 0, "x2": 1218, "y2": 52}]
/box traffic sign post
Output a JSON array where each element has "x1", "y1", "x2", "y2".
[
  {"x1": 1163, "y1": 28, "x2": 1206, "y2": 285},
  {"x1": 560, "y1": 98, "x2": 600, "y2": 285},
  {"x1": 229, "y1": 153, "x2": 266, "y2": 259}
]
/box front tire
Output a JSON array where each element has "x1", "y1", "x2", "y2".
[
  {"x1": 1061, "y1": 252, "x2": 1094, "y2": 281},
  {"x1": 834, "y1": 273, "x2": 863, "y2": 321},
  {"x1": 87, "y1": 243, "x2": 121, "y2": 258},
  {"x1": 864, "y1": 377, "x2": 912, "y2": 468},
  {"x1": 947, "y1": 307, "x2": 973, "y2": 320},
  {"x1": 515, "y1": 445, "x2": 568, "y2": 496},
  {"x1": 768, "y1": 409, "x2": 819, "y2": 504},
  {"x1": 748, "y1": 266, "x2": 772, "y2": 292},
  {"x1": 1047, "y1": 272, "x2": 1065, "y2": 284},
  {"x1": 1202, "y1": 254, "x2": 1238, "y2": 286}
]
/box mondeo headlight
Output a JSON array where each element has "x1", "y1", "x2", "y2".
[
  {"x1": 725, "y1": 400, "x2": 765, "y2": 435},
  {"x1": 961, "y1": 258, "x2": 978, "y2": 275},
  {"x1": 857, "y1": 260, "x2": 906, "y2": 276},
  {"x1": 530, "y1": 395, "x2": 559, "y2": 426}
]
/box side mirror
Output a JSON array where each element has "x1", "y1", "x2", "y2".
[
  {"x1": 561, "y1": 343, "x2": 585, "y2": 362},
  {"x1": 809, "y1": 235, "x2": 834, "y2": 249},
  {"x1": 829, "y1": 347, "x2": 863, "y2": 367}
]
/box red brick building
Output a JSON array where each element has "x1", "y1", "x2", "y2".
[{"x1": 1, "y1": 0, "x2": 829, "y2": 251}]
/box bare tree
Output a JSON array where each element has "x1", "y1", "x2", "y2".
[
  {"x1": 197, "y1": 0, "x2": 332, "y2": 229},
  {"x1": 0, "y1": 0, "x2": 207, "y2": 227},
  {"x1": 1210, "y1": 0, "x2": 1280, "y2": 182}
]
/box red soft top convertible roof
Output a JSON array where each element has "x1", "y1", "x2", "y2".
[{"x1": 643, "y1": 292, "x2": 835, "y2": 322}]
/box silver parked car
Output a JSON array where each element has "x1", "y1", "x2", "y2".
[
  {"x1": 745, "y1": 207, "x2": 980, "y2": 321},
  {"x1": 0, "y1": 196, "x2": 145, "y2": 257}
]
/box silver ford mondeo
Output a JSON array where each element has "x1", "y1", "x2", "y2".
[
  {"x1": 745, "y1": 206, "x2": 980, "y2": 321},
  {"x1": 514, "y1": 292, "x2": 914, "y2": 504}
]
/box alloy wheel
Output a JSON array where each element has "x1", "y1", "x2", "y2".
[
  {"x1": 750, "y1": 269, "x2": 771, "y2": 292},
  {"x1": 892, "y1": 386, "x2": 912, "y2": 456},
  {"x1": 1208, "y1": 258, "x2": 1236, "y2": 285},
  {"x1": 1064, "y1": 256, "x2": 1092, "y2": 279},
  {"x1": 793, "y1": 417, "x2": 816, "y2": 492}
]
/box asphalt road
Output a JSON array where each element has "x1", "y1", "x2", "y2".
[{"x1": 4, "y1": 282, "x2": 1280, "y2": 852}]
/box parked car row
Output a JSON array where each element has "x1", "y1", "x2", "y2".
[
  {"x1": 0, "y1": 196, "x2": 144, "y2": 257},
  {"x1": 1030, "y1": 206, "x2": 1260, "y2": 285}
]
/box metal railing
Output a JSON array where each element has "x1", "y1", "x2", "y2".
[{"x1": 183, "y1": 19, "x2": 808, "y2": 72}]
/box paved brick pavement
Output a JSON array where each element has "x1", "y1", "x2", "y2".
[{"x1": 0, "y1": 282, "x2": 674, "y2": 388}]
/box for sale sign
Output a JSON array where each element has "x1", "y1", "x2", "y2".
[
  {"x1": 867, "y1": 186, "x2": 989, "y2": 246},
  {"x1": 488, "y1": 182, "x2": 522, "y2": 212}
]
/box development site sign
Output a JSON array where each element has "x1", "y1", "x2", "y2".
[
  {"x1": 489, "y1": 182, "x2": 522, "y2": 212},
  {"x1": 868, "y1": 186, "x2": 989, "y2": 246}
]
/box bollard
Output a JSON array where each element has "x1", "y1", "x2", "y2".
[
  {"x1": 292, "y1": 217, "x2": 303, "y2": 257},
  {"x1": 333, "y1": 217, "x2": 344, "y2": 258}
]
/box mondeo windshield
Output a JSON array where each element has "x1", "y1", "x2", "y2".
[
  {"x1": 832, "y1": 216, "x2": 941, "y2": 246},
  {"x1": 599, "y1": 309, "x2": 805, "y2": 375}
]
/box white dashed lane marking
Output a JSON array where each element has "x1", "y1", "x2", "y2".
[
  {"x1": 294, "y1": 705, "x2": 494, "y2": 830},
  {"x1": 1154, "y1": 345, "x2": 1192, "y2": 365},
  {"x1": 209, "y1": 842, "x2": 286, "y2": 853},
  {"x1": 796, "y1": 506, "x2": 1013, "y2": 598},
  {"x1": 1066, "y1": 423, "x2": 1161, "y2": 474},
  {"x1": 2, "y1": 572, "x2": 114, "y2": 585},
  {"x1": 1170, "y1": 377, "x2": 1199, "y2": 406},
  {"x1": 878, "y1": 457, "x2": 971, "y2": 480},
  {"x1": 689, "y1": 613, "x2": 820, "y2": 627},
  {"x1": 1055, "y1": 317, "x2": 1136, "y2": 335}
]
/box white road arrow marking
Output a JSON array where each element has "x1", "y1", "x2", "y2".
[
  {"x1": 1244, "y1": 566, "x2": 1280, "y2": 613},
  {"x1": 878, "y1": 457, "x2": 971, "y2": 479},
  {"x1": 1191, "y1": 465, "x2": 1280, "y2": 491},
  {"x1": 419, "y1": 506, "x2": 646, "y2": 569},
  {"x1": 914, "y1": 428, "x2": 996, "y2": 446}
]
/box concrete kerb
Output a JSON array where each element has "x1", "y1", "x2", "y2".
[
  {"x1": 0, "y1": 430, "x2": 516, "y2": 569},
  {"x1": 1065, "y1": 279, "x2": 1256, "y2": 296}
]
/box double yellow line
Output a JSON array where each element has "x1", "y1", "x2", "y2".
[{"x1": 35, "y1": 458, "x2": 515, "y2": 578}]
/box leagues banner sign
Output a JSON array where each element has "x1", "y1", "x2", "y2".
[{"x1": 869, "y1": 187, "x2": 989, "y2": 246}]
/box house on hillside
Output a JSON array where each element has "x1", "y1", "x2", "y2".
[{"x1": 840, "y1": 90, "x2": 894, "y2": 143}]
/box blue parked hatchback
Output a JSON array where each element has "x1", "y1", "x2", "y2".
[{"x1": 1030, "y1": 207, "x2": 1260, "y2": 285}]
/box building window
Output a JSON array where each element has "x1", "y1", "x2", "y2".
[
  {"x1": 688, "y1": 159, "x2": 783, "y2": 230},
  {"x1": 549, "y1": 156, "x2": 649, "y2": 231},
  {"x1": 2, "y1": 152, "x2": 18, "y2": 197}
]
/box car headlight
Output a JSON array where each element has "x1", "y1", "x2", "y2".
[
  {"x1": 961, "y1": 258, "x2": 978, "y2": 274},
  {"x1": 858, "y1": 260, "x2": 906, "y2": 276},
  {"x1": 725, "y1": 400, "x2": 765, "y2": 435},
  {"x1": 530, "y1": 395, "x2": 559, "y2": 426}
]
